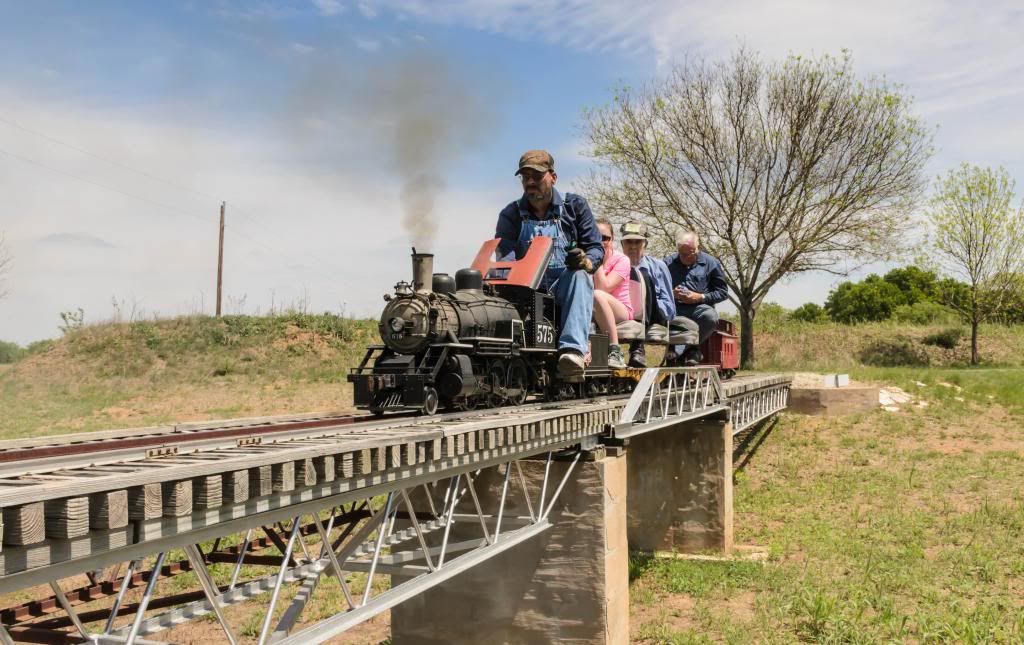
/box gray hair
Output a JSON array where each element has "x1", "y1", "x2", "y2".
[{"x1": 676, "y1": 230, "x2": 700, "y2": 247}]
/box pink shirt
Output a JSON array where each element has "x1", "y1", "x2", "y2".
[{"x1": 601, "y1": 250, "x2": 634, "y2": 319}]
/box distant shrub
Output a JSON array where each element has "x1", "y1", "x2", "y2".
[
  {"x1": 790, "y1": 303, "x2": 829, "y2": 323},
  {"x1": 825, "y1": 277, "x2": 905, "y2": 323},
  {"x1": 858, "y1": 336, "x2": 930, "y2": 367},
  {"x1": 922, "y1": 327, "x2": 963, "y2": 349},
  {"x1": 891, "y1": 301, "x2": 960, "y2": 325},
  {"x1": 0, "y1": 341, "x2": 25, "y2": 363},
  {"x1": 26, "y1": 339, "x2": 55, "y2": 355},
  {"x1": 755, "y1": 302, "x2": 789, "y2": 332}
]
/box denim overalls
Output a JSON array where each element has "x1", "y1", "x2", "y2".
[
  {"x1": 515, "y1": 206, "x2": 593, "y2": 355},
  {"x1": 517, "y1": 206, "x2": 568, "y2": 292}
]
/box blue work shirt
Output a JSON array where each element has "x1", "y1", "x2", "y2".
[
  {"x1": 664, "y1": 251, "x2": 729, "y2": 306},
  {"x1": 637, "y1": 254, "x2": 676, "y2": 322},
  {"x1": 495, "y1": 189, "x2": 604, "y2": 269}
]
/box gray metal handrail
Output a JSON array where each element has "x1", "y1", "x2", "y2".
[{"x1": 614, "y1": 367, "x2": 726, "y2": 438}]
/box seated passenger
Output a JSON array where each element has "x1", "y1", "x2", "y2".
[
  {"x1": 618, "y1": 221, "x2": 677, "y2": 367},
  {"x1": 665, "y1": 231, "x2": 729, "y2": 365},
  {"x1": 495, "y1": 150, "x2": 604, "y2": 376},
  {"x1": 592, "y1": 218, "x2": 632, "y2": 369}
]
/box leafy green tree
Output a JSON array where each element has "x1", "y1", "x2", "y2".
[
  {"x1": 926, "y1": 164, "x2": 1024, "y2": 363},
  {"x1": 882, "y1": 266, "x2": 939, "y2": 305},
  {"x1": 996, "y1": 274, "x2": 1024, "y2": 324},
  {"x1": 790, "y1": 302, "x2": 829, "y2": 323},
  {"x1": 825, "y1": 276, "x2": 906, "y2": 323},
  {"x1": 582, "y1": 49, "x2": 932, "y2": 367}
]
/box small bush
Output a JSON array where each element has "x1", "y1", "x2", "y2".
[
  {"x1": 26, "y1": 339, "x2": 55, "y2": 355},
  {"x1": 891, "y1": 301, "x2": 960, "y2": 325},
  {"x1": 923, "y1": 327, "x2": 963, "y2": 349},
  {"x1": 0, "y1": 341, "x2": 25, "y2": 363},
  {"x1": 756, "y1": 302, "x2": 789, "y2": 332},
  {"x1": 791, "y1": 302, "x2": 829, "y2": 323},
  {"x1": 858, "y1": 336, "x2": 930, "y2": 367}
]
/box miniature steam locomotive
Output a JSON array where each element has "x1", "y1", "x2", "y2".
[{"x1": 348, "y1": 239, "x2": 737, "y2": 415}]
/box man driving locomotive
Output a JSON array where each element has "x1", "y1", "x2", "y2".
[{"x1": 495, "y1": 149, "x2": 603, "y2": 376}]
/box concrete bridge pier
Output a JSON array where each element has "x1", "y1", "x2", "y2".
[
  {"x1": 626, "y1": 416, "x2": 734, "y2": 554},
  {"x1": 390, "y1": 447, "x2": 630, "y2": 645}
]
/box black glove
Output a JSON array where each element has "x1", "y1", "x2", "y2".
[{"x1": 565, "y1": 248, "x2": 594, "y2": 273}]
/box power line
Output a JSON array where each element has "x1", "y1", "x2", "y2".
[
  {"x1": 0, "y1": 115, "x2": 316, "y2": 260},
  {"x1": 0, "y1": 113, "x2": 283, "y2": 234},
  {"x1": 0, "y1": 114, "x2": 224, "y2": 203},
  {"x1": 0, "y1": 146, "x2": 210, "y2": 225},
  {"x1": 0, "y1": 116, "x2": 349, "y2": 284}
]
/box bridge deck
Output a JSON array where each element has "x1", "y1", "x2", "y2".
[{"x1": 0, "y1": 370, "x2": 790, "y2": 593}]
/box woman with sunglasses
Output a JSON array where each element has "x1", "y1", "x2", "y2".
[{"x1": 593, "y1": 218, "x2": 633, "y2": 369}]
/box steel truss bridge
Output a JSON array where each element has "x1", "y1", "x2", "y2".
[{"x1": 0, "y1": 368, "x2": 790, "y2": 644}]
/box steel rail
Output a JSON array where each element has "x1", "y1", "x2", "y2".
[{"x1": 0, "y1": 395, "x2": 633, "y2": 479}]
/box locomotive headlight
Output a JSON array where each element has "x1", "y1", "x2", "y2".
[{"x1": 389, "y1": 317, "x2": 405, "y2": 333}]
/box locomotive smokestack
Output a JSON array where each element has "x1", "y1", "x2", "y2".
[{"x1": 411, "y1": 247, "x2": 434, "y2": 293}]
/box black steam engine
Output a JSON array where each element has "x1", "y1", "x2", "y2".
[{"x1": 348, "y1": 239, "x2": 624, "y2": 415}]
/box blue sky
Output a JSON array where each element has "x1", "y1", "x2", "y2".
[{"x1": 1, "y1": 0, "x2": 1022, "y2": 343}]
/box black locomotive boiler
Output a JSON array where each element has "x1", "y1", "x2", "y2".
[{"x1": 348, "y1": 239, "x2": 629, "y2": 415}]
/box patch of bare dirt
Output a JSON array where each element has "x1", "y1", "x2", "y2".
[
  {"x1": 722, "y1": 590, "x2": 757, "y2": 622},
  {"x1": 632, "y1": 591, "x2": 697, "y2": 634},
  {"x1": 789, "y1": 372, "x2": 869, "y2": 389}
]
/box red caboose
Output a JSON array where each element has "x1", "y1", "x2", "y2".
[{"x1": 699, "y1": 319, "x2": 739, "y2": 378}]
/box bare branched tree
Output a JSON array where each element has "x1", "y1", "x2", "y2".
[
  {"x1": 0, "y1": 233, "x2": 11, "y2": 300},
  {"x1": 927, "y1": 164, "x2": 1024, "y2": 364},
  {"x1": 582, "y1": 49, "x2": 933, "y2": 366}
]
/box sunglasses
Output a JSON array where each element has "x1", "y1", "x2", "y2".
[{"x1": 601, "y1": 235, "x2": 612, "y2": 241}]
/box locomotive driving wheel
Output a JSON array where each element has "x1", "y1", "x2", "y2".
[
  {"x1": 505, "y1": 358, "x2": 529, "y2": 407},
  {"x1": 487, "y1": 359, "x2": 507, "y2": 408},
  {"x1": 421, "y1": 386, "x2": 439, "y2": 416}
]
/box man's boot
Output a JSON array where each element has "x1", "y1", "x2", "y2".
[
  {"x1": 682, "y1": 346, "x2": 703, "y2": 366},
  {"x1": 628, "y1": 342, "x2": 647, "y2": 368}
]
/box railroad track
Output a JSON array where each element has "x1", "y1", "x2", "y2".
[{"x1": 0, "y1": 395, "x2": 631, "y2": 478}]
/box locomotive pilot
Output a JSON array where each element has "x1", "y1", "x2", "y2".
[{"x1": 495, "y1": 149, "x2": 604, "y2": 376}]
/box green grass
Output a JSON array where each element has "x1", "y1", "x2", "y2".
[
  {"x1": 0, "y1": 313, "x2": 378, "y2": 439},
  {"x1": 851, "y1": 366, "x2": 1024, "y2": 415},
  {"x1": 631, "y1": 368, "x2": 1024, "y2": 643}
]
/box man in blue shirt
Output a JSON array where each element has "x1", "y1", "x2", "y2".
[
  {"x1": 619, "y1": 221, "x2": 676, "y2": 367},
  {"x1": 495, "y1": 150, "x2": 604, "y2": 376},
  {"x1": 665, "y1": 231, "x2": 729, "y2": 365}
]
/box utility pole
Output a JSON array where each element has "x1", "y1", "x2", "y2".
[{"x1": 216, "y1": 201, "x2": 225, "y2": 317}]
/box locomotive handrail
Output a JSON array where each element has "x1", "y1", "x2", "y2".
[
  {"x1": 471, "y1": 237, "x2": 554, "y2": 290},
  {"x1": 613, "y1": 366, "x2": 726, "y2": 439}
]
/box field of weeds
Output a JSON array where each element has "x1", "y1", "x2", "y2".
[
  {"x1": 754, "y1": 320, "x2": 1024, "y2": 371},
  {"x1": 0, "y1": 314, "x2": 378, "y2": 438}
]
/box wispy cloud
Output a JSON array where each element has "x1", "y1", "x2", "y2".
[
  {"x1": 37, "y1": 232, "x2": 118, "y2": 248},
  {"x1": 357, "y1": 1, "x2": 1024, "y2": 114},
  {"x1": 311, "y1": 0, "x2": 345, "y2": 16},
  {"x1": 290, "y1": 42, "x2": 315, "y2": 55},
  {"x1": 358, "y1": 3, "x2": 379, "y2": 19},
  {"x1": 354, "y1": 36, "x2": 381, "y2": 52}
]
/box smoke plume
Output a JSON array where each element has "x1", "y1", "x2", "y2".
[{"x1": 361, "y1": 51, "x2": 493, "y2": 251}]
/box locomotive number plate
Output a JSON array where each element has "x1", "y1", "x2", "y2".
[{"x1": 536, "y1": 323, "x2": 556, "y2": 347}]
